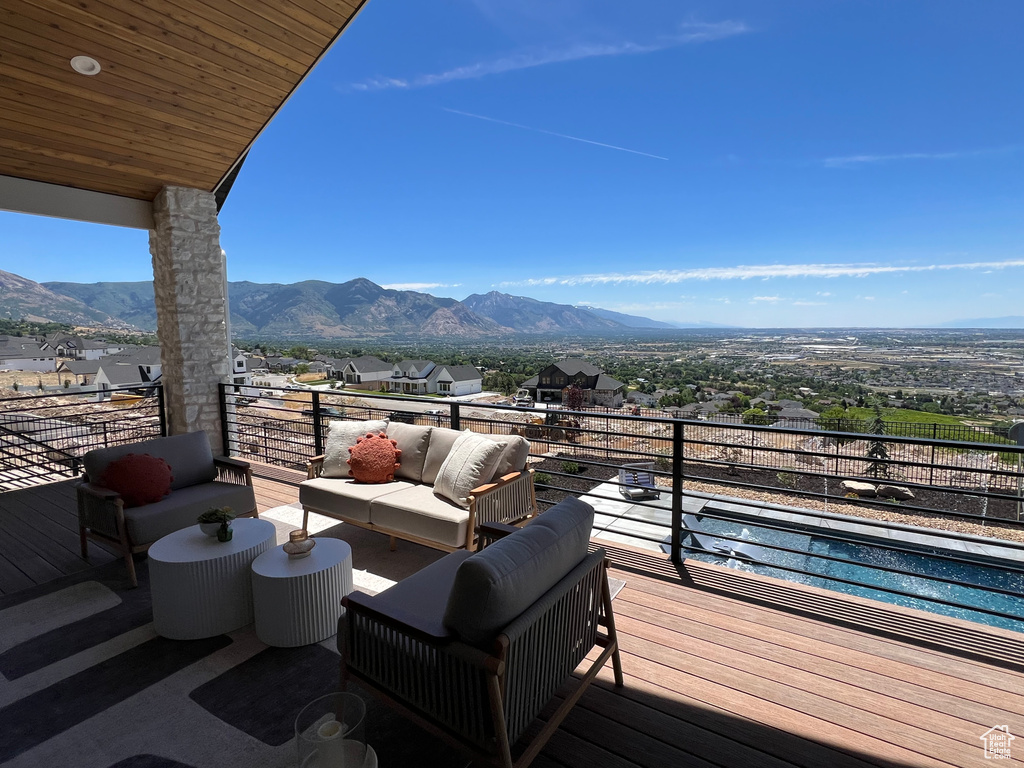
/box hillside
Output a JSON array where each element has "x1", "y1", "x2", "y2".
[
  {"x1": 462, "y1": 291, "x2": 624, "y2": 333},
  {"x1": 0, "y1": 270, "x2": 118, "y2": 326}
]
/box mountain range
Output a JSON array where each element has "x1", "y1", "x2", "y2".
[{"x1": 1, "y1": 270, "x2": 677, "y2": 338}]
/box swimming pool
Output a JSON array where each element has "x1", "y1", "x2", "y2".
[{"x1": 682, "y1": 513, "x2": 1024, "y2": 633}]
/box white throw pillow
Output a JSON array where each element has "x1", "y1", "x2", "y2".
[
  {"x1": 433, "y1": 430, "x2": 506, "y2": 508},
  {"x1": 322, "y1": 419, "x2": 389, "y2": 478}
]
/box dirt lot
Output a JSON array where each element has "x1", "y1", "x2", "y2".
[{"x1": 0, "y1": 370, "x2": 66, "y2": 395}]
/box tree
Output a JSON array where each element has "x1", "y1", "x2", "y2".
[
  {"x1": 294, "y1": 363, "x2": 310, "y2": 375},
  {"x1": 742, "y1": 408, "x2": 769, "y2": 425},
  {"x1": 659, "y1": 391, "x2": 695, "y2": 408},
  {"x1": 483, "y1": 371, "x2": 519, "y2": 395},
  {"x1": 864, "y1": 402, "x2": 890, "y2": 478},
  {"x1": 564, "y1": 384, "x2": 584, "y2": 411}
]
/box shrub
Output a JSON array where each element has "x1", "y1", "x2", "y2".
[
  {"x1": 560, "y1": 461, "x2": 581, "y2": 475},
  {"x1": 654, "y1": 455, "x2": 671, "y2": 473},
  {"x1": 533, "y1": 472, "x2": 552, "y2": 486},
  {"x1": 776, "y1": 471, "x2": 796, "y2": 488},
  {"x1": 742, "y1": 407, "x2": 769, "y2": 425},
  {"x1": 844, "y1": 492, "x2": 859, "y2": 499}
]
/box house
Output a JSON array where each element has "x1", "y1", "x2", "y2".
[
  {"x1": 93, "y1": 347, "x2": 162, "y2": 393},
  {"x1": 521, "y1": 359, "x2": 625, "y2": 407},
  {"x1": 0, "y1": 337, "x2": 57, "y2": 373},
  {"x1": 428, "y1": 365, "x2": 483, "y2": 397},
  {"x1": 626, "y1": 391, "x2": 658, "y2": 407},
  {"x1": 42, "y1": 334, "x2": 126, "y2": 360},
  {"x1": 980, "y1": 725, "x2": 1014, "y2": 759},
  {"x1": 340, "y1": 356, "x2": 393, "y2": 389},
  {"x1": 386, "y1": 360, "x2": 436, "y2": 395}
]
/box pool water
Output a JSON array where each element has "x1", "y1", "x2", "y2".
[{"x1": 683, "y1": 516, "x2": 1024, "y2": 633}]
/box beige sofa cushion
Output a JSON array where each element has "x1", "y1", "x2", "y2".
[
  {"x1": 369, "y1": 485, "x2": 470, "y2": 549},
  {"x1": 299, "y1": 477, "x2": 412, "y2": 524},
  {"x1": 481, "y1": 434, "x2": 531, "y2": 478},
  {"x1": 421, "y1": 426, "x2": 462, "y2": 485},
  {"x1": 434, "y1": 431, "x2": 505, "y2": 508},
  {"x1": 323, "y1": 419, "x2": 389, "y2": 478},
  {"x1": 386, "y1": 422, "x2": 432, "y2": 483}
]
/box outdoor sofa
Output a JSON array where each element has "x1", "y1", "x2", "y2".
[
  {"x1": 300, "y1": 420, "x2": 537, "y2": 552},
  {"x1": 77, "y1": 430, "x2": 258, "y2": 587}
]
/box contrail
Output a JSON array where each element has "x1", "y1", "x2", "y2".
[{"x1": 443, "y1": 108, "x2": 669, "y2": 161}]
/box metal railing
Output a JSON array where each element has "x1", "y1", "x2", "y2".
[
  {"x1": 220, "y1": 383, "x2": 1024, "y2": 629},
  {"x1": 0, "y1": 385, "x2": 165, "y2": 490}
]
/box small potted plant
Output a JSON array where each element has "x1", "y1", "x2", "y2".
[{"x1": 197, "y1": 507, "x2": 236, "y2": 541}]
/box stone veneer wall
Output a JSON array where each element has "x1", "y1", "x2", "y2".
[{"x1": 149, "y1": 186, "x2": 231, "y2": 454}]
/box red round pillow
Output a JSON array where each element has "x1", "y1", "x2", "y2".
[
  {"x1": 347, "y1": 432, "x2": 402, "y2": 484},
  {"x1": 100, "y1": 453, "x2": 174, "y2": 508}
]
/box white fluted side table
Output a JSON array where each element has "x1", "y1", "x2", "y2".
[
  {"x1": 251, "y1": 537, "x2": 353, "y2": 647},
  {"x1": 149, "y1": 518, "x2": 276, "y2": 640}
]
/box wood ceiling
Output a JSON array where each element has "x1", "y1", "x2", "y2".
[{"x1": 0, "y1": 0, "x2": 365, "y2": 201}]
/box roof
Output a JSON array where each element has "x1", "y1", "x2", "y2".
[
  {"x1": 57, "y1": 360, "x2": 102, "y2": 375},
  {"x1": 102, "y1": 346, "x2": 162, "y2": 366},
  {"x1": 0, "y1": 337, "x2": 51, "y2": 359},
  {"x1": 346, "y1": 356, "x2": 391, "y2": 373},
  {"x1": 550, "y1": 359, "x2": 603, "y2": 377},
  {"x1": 594, "y1": 374, "x2": 625, "y2": 391},
  {"x1": 433, "y1": 365, "x2": 482, "y2": 383},
  {"x1": 520, "y1": 375, "x2": 540, "y2": 387},
  {"x1": 96, "y1": 362, "x2": 149, "y2": 386},
  {"x1": 0, "y1": 1, "x2": 366, "y2": 221}
]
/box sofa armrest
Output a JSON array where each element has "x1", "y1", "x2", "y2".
[
  {"x1": 76, "y1": 481, "x2": 125, "y2": 540},
  {"x1": 214, "y1": 456, "x2": 252, "y2": 486},
  {"x1": 307, "y1": 455, "x2": 326, "y2": 479},
  {"x1": 344, "y1": 591, "x2": 453, "y2": 644},
  {"x1": 469, "y1": 469, "x2": 538, "y2": 529}
]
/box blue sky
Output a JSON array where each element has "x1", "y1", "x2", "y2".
[{"x1": 3, "y1": 0, "x2": 1023, "y2": 327}]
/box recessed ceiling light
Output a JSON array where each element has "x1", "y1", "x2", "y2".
[{"x1": 70, "y1": 56, "x2": 101, "y2": 76}]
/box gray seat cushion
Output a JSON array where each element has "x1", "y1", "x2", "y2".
[
  {"x1": 123, "y1": 481, "x2": 255, "y2": 544},
  {"x1": 299, "y1": 477, "x2": 412, "y2": 524},
  {"x1": 340, "y1": 550, "x2": 473, "y2": 649},
  {"x1": 84, "y1": 431, "x2": 216, "y2": 491},
  {"x1": 369, "y1": 485, "x2": 471, "y2": 548},
  {"x1": 443, "y1": 496, "x2": 594, "y2": 644}
]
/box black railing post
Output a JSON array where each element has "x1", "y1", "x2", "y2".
[
  {"x1": 218, "y1": 383, "x2": 230, "y2": 457},
  {"x1": 670, "y1": 419, "x2": 684, "y2": 564},
  {"x1": 450, "y1": 402, "x2": 461, "y2": 432},
  {"x1": 312, "y1": 390, "x2": 324, "y2": 456},
  {"x1": 157, "y1": 384, "x2": 167, "y2": 437}
]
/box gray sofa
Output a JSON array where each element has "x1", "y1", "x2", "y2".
[
  {"x1": 300, "y1": 422, "x2": 537, "y2": 552},
  {"x1": 77, "y1": 431, "x2": 258, "y2": 586}
]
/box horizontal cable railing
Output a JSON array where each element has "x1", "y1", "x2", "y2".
[
  {"x1": 0, "y1": 385, "x2": 165, "y2": 489},
  {"x1": 221, "y1": 383, "x2": 1024, "y2": 630}
]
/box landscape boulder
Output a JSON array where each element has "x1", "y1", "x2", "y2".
[
  {"x1": 877, "y1": 484, "x2": 915, "y2": 501},
  {"x1": 840, "y1": 480, "x2": 877, "y2": 497}
]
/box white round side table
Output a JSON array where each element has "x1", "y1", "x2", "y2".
[
  {"x1": 149, "y1": 518, "x2": 276, "y2": 640},
  {"x1": 251, "y1": 537, "x2": 353, "y2": 647}
]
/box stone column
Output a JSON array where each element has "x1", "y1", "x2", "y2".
[{"x1": 149, "y1": 186, "x2": 231, "y2": 454}]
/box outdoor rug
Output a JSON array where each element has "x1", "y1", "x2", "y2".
[{"x1": 0, "y1": 535, "x2": 468, "y2": 768}]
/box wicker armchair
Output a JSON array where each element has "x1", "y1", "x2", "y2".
[
  {"x1": 77, "y1": 431, "x2": 258, "y2": 587},
  {"x1": 340, "y1": 497, "x2": 622, "y2": 768}
]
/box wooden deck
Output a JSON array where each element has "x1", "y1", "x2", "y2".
[{"x1": 3, "y1": 468, "x2": 1024, "y2": 767}]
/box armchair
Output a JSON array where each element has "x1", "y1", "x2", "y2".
[
  {"x1": 340, "y1": 496, "x2": 622, "y2": 768},
  {"x1": 77, "y1": 431, "x2": 258, "y2": 587}
]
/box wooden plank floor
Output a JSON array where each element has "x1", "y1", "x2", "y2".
[
  {"x1": 0, "y1": 479, "x2": 117, "y2": 595},
  {"x1": 4, "y1": 469, "x2": 1024, "y2": 767}
]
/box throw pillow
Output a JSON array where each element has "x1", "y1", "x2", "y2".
[
  {"x1": 480, "y1": 434, "x2": 531, "y2": 480},
  {"x1": 323, "y1": 419, "x2": 389, "y2": 477},
  {"x1": 100, "y1": 453, "x2": 174, "y2": 508},
  {"x1": 347, "y1": 432, "x2": 402, "y2": 484},
  {"x1": 433, "y1": 430, "x2": 505, "y2": 508},
  {"x1": 385, "y1": 422, "x2": 432, "y2": 483}
]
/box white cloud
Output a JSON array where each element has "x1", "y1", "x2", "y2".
[
  {"x1": 381, "y1": 282, "x2": 461, "y2": 291},
  {"x1": 822, "y1": 144, "x2": 1020, "y2": 168},
  {"x1": 350, "y1": 21, "x2": 748, "y2": 91},
  {"x1": 793, "y1": 300, "x2": 826, "y2": 306},
  {"x1": 499, "y1": 259, "x2": 1024, "y2": 287},
  {"x1": 751, "y1": 296, "x2": 781, "y2": 302},
  {"x1": 816, "y1": 291, "x2": 831, "y2": 297}
]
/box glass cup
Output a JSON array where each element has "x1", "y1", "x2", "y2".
[{"x1": 295, "y1": 692, "x2": 366, "y2": 767}]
